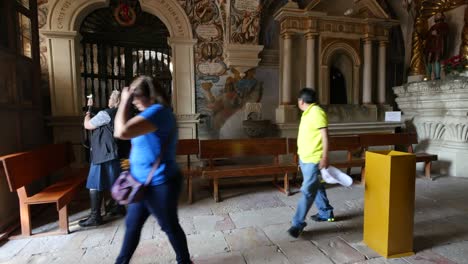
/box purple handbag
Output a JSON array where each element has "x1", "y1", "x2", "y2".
[{"x1": 111, "y1": 158, "x2": 160, "y2": 205}]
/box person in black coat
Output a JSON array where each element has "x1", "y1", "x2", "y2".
[{"x1": 80, "y1": 90, "x2": 125, "y2": 227}]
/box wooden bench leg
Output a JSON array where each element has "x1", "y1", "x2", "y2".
[
  {"x1": 424, "y1": 161, "x2": 433, "y2": 180},
  {"x1": 19, "y1": 203, "x2": 32, "y2": 236},
  {"x1": 213, "y1": 178, "x2": 219, "y2": 203},
  {"x1": 58, "y1": 205, "x2": 69, "y2": 234},
  {"x1": 346, "y1": 168, "x2": 351, "y2": 176},
  {"x1": 284, "y1": 173, "x2": 290, "y2": 196},
  {"x1": 187, "y1": 174, "x2": 193, "y2": 204}
]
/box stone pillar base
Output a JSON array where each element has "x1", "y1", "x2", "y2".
[
  {"x1": 424, "y1": 141, "x2": 468, "y2": 178},
  {"x1": 176, "y1": 114, "x2": 200, "y2": 139},
  {"x1": 275, "y1": 104, "x2": 298, "y2": 124}
]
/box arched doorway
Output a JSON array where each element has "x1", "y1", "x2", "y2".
[
  {"x1": 43, "y1": 0, "x2": 198, "y2": 148},
  {"x1": 320, "y1": 42, "x2": 361, "y2": 105},
  {"x1": 79, "y1": 8, "x2": 172, "y2": 109}
]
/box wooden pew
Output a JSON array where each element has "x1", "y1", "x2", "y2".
[
  {"x1": 176, "y1": 139, "x2": 200, "y2": 204},
  {"x1": 199, "y1": 138, "x2": 297, "y2": 202},
  {"x1": 359, "y1": 133, "x2": 438, "y2": 180},
  {"x1": 0, "y1": 143, "x2": 87, "y2": 237},
  {"x1": 288, "y1": 135, "x2": 364, "y2": 183}
]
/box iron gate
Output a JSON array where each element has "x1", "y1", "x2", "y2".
[{"x1": 79, "y1": 8, "x2": 172, "y2": 109}]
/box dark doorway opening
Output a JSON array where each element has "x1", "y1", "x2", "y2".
[{"x1": 330, "y1": 67, "x2": 347, "y2": 104}]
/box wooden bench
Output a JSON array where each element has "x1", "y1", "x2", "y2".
[
  {"x1": 0, "y1": 143, "x2": 87, "y2": 237},
  {"x1": 176, "y1": 139, "x2": 200, "y2": 204},
  {"x1": 288, "y1": 135, "x2": 365, "y2": 183},
  {"x1": 359, "y1": 132, "x2": 438, "y2": 181},
  {"x1": 199, "y1": 138, "x2": 298, "y2": 202}
]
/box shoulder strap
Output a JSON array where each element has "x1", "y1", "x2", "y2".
[{"x1": 143, "y1": 126, "x2": 174, "y2": 186}]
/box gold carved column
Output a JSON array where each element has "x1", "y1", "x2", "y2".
[{"x1": 409, "y1": 0, "x2": 427, "y2": 78}]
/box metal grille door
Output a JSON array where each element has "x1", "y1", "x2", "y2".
[{"x1": 80, "y1": 8, "x2": 171, "y2": 109}]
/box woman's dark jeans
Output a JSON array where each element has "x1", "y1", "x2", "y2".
[{"x1": 115, "y1": 176, "x2": 190, "y2": 264}]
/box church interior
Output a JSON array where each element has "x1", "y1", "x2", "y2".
[{"x1": 1, "y1": 0, "x2": 468, "y2": 263}]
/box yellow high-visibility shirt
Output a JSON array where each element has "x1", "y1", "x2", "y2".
[{"x1": 297, "y1": 104, "x2": 328, "y2": 163}]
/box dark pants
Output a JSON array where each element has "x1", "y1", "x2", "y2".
[{"x1": 115, "y1": 177, "x2": 190, "y2": 264}]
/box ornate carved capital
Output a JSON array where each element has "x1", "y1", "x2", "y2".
[
  {"x1": 379, "y1": 40, "x2": 388, "y2": 47},
  {"x1": 305, "y1": 32, "x2": 317, "y2": 39},
  {"x1": 280, "y1": 32, "x2": 293, "y2": 39}
]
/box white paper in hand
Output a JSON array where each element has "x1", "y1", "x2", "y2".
[{"x1": 320, "y1": 166, "x2": 353, "y2": 187}]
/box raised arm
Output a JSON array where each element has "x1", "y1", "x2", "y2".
[{"x1": 114, "y1": 87, "x2": 157, "y2": 139}]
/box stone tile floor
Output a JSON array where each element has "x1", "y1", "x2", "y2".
[{"x1": 1, "y1": 175, "x2": 468, "y2": 264}]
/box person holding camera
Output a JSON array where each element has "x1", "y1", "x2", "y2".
[{"x1": 80, "y1": 90, "x2": 125, "y2": 227}]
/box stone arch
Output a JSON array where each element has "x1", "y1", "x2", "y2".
[
  {"x1": 320, "y1": 42, "x2": 361, "y2": 104},
  {"x1": 42, "y1": 0, "x2": 198, "y2": 142},
  {"x1": 47, "y1": 0, "x2": 192, "y2": 38}
]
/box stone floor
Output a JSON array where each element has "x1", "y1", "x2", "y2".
[{"x1": 1, "y1": 174, "x2": 468, "y2": 264}]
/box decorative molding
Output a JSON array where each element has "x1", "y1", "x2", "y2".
[
  {"x1": 320, "y1": 39, "x2": 361, "y2": 65},
  {"x1": 167, "y1": 37, "x2": 197, "y2": 46},
  {"x1": 415, "y1": 121, "x2": 446, "y2": 140},
  {"x1": 445, "y1": 123, "x2": 468, "y2": 142},
  {"x1": 223, "y1": 44, "x2": 264, "y2": 76},
  {"x1": 40, "y1": 30, "x2": 80, "y2": 39},
  {"x1": 176, "y1": 113, "x2": 200, "y2": 123}
]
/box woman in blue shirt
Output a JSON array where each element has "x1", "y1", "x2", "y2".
[{"x1": 114, "y1": 76, "x2": 191, "y2": 264}]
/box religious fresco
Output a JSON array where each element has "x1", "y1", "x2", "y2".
[
  {"x1": 196, "y1": 68, "x2": 263, "y2": 137},
  {"x1": 178, "y1": 0, "x2": 264, "y2": 138},
  {"x1": 230, "y1": 0, "x2": 261, "y2": 44}
]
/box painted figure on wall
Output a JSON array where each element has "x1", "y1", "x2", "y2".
[
  {"x1": 200, "y1": 68, "x2": 263, "y2": 131},
  {"x1": 425, "y1": 12, "x2": 449, "y2": 80}
]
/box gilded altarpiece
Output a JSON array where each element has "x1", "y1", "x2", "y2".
[{"x1": 274, "y1": 0, "x2": 399, "y2": 131}]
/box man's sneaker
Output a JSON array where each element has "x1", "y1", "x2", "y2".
[
  {"x1": 310, "y1": 213, "x2": 335, "y2": 222},
  {"x1": 287, "y1": 226, "x2": 303, "y2": 238}
]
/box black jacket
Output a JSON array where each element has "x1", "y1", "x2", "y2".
[{"x1": 90, "y1": 108, "x2": 119, "y2": 164}]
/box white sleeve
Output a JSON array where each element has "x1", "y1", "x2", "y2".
[{"x1": 90, "y1": 111, "x2": 111, "y2": 127}]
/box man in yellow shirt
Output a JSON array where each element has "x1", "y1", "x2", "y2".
[{"x1": 288, "y1": 88, "x2": 334, "y2": 238}]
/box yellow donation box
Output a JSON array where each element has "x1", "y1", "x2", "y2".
[{"x1": 363, "y1": 150, "x2": 416, "y2": 258}]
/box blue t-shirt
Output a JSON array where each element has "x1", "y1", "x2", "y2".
[{"x1": 129, "y1": 104, "x2": 179, "y2": 186}]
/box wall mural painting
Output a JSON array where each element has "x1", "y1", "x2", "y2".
[
  {"x1": 230, "y1": 0, "x2": 261, "y2": 44},
  {"x1": 178, "y1": 0, "x2": 263, "y2": 138},
  {"x1": 197, "y1": 68, "x2": 263, "y2": 137}
]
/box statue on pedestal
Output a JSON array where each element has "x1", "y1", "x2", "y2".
[{"x1": 424, "y1": 12, "x2": 449, "y2": 80}]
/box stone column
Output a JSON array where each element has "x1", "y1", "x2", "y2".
[
  {"x1": 281, "y1": 32, "x2": 293, "y2": 104},
  {"x1": 362, "y1": 39, "x2": 373, "y2": 104},
  {"x1": 41, "y1": 30, "x2": 84, "y2": 164},
  {"x1": 168, "y1": 37, "x2": 199, "y2": 139},
  {"x1": 305, "y1": 33, "x2": 316, "y2": 88},
  {"x1": 378, "y1": 41, "x2": 387, "y2": 104},
  {"x1": 275, "y1": 32, "x2": 298, "y2": 127},
  {"x1": 41, "y1": 30, "x2": 82, "y2": 116}
]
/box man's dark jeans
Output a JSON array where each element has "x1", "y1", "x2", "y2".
[{"x1": 115, "y1": 176, "x2": 190, "y2": 264}]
